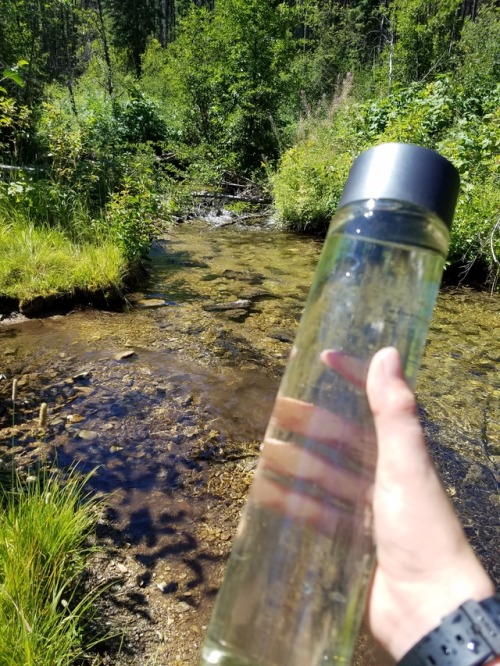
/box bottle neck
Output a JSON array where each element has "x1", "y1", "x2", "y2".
[{"x1": 330, "y1": 199, "x2": 450, "y2": 258}]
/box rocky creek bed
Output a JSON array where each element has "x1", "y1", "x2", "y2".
[{"x1": 0, "y1": 219, "x2": 498, "y2": 665}]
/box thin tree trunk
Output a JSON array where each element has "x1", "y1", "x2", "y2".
[
  {"x1": 388, "y1": 29, "x2": 394, "y2": 94},
  {"x1": 96, "y1": 0, "x2": 113, "y2": 97}
]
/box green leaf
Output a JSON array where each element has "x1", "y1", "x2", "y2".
[
  {"x1": 2, "y1": 69, "x2": 25, "y2": 87},
  {"x1": 17, "y1": 60, "x2": 29, "y2": 68}
]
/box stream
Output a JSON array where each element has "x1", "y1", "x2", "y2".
[{"x1": 0, "y1": 219, "x2": 498, "y2": 665}]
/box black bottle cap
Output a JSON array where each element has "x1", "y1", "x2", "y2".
[{"x1": 338, "y1": 143, "x2": 460, "y2": 228}]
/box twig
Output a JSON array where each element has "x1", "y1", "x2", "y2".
[
  {"x1": 490, "y1": 216, "x2": 500, "y2": 266},
  {"x1": 489, "y1": 217, "x2": 500, "y2": 294}
]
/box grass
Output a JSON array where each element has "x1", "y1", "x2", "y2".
[
  {"x1": 0, "y1": 205, "x2": 127, "y2": 302},
  {"x1": 0, "y1": 468, "x2": 101, "y2": 666}
]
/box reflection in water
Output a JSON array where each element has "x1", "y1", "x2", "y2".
[{"x1": 0, "y1": 221, "x2": 498, "y2": 664}]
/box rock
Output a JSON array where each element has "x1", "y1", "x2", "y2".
[
  {"x1": 225, "y1": 309, "x2": 249, "y2": 321},
  {"x1": 136, "y1": 298, "x2": 167, "y2": 309},
  {"x1": 115, "y1": 350, "x2": 136, "y2": 361},
  {"x1": 268, "y1": 331, "x2": 294, "y2": 343},
  {"x1": 66, "y1": 414, "x2": 85, "y2": 424},
  {"x1": 157, "y1": 582, "x2": 168, "y2": 593},
  {"x1": 73, "y1": 386, "x2": 94, "y2": 396},
  {"x1": 116, "y1": 562, "x2": 128, "y2": 574},
  {"x1": 77, "y1": 430, "x2": 99, "y2": 441},
  {"x1": 222, "y1": 270, "x2": 264, "y2": 284},
  {"x1": 203, "y1": 299, "x2": 252, "y2": 312},
  {"x1": 73, "y1": 370, "x2": 91, "y2": 381}
]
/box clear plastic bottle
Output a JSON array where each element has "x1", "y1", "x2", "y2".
[{"x1": 201, "y1": 143, "x2": 460, "y2": 666}]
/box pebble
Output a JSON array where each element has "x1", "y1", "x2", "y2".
[
  {"x1": 115, "y1": 350, "x2": 136, "y2": 361},
  {"x1": 66, "y1": 414, "x2": 85, "y2": 424},
  {"x1": 77, "y1": 430, "x2": 99, "y2": 441},
  {"x1": 73, "y1": 371, "x2": 92, "y2": 381},
  {"x1": 136, "y1": 299, "x2": 167, "y2": 309},
  {"x1": 116, "y1": 563, "x2": 128, "y2": 574},
  {"x1": 73, "y1": 386, "x2": 93, "y2": 395}
]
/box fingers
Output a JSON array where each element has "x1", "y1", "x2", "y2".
[
  {"x1": 320, "y1": 349, "x2": 368, "y2": 389},
  {"x1": 250, "y1": 351, "x2": 376, "y2": 536},
  {"x1": 271, "y1": 396, "x2": 372, "y2": 449},
  {"x1": 260, "y1": 436, "x2": 371, "y2": 505}
]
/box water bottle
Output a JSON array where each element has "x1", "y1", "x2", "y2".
[{"x1": 201, "y1": 143, "x2": 460, "y2": 666}]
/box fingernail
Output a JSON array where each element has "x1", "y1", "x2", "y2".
[{"x1": 377, "y1": 347, "x2": 403, "y2": 380}]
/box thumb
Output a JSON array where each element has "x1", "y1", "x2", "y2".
[
  {"x1": 366, "y1": 347, "x2": 431, "y2": 487},
  {"x1": 366, "y1": 347, "x2": 483, "y2": 580}
]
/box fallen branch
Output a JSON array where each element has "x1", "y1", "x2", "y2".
[
  {"x1": 192, "y1": 191, "x2": 272, "y2": 204},
  {"x1": 0, "y1": 164, "x2": 37, "y2": 173}
]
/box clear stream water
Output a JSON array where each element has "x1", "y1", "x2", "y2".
[{"x1": 0, "y1": 219, "x2": 498, "y2": 664}]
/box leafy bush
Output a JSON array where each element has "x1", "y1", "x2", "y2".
[
  {"x1": 104, "y1": 147, "x2": 163, "y2": 263},
  {"x1": 273, "y1": 73, "x2": 499, "y2": 281},
  {"x1": 272, "y1": 93, "x2": 364, "y2": 232},
  {"x1": 141, "y1": 0, "x2": 297, "y2": 172}
]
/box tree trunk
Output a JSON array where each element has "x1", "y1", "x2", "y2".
[{"x1": 96, "y1": 0, "x2": 113, "y2": 97}]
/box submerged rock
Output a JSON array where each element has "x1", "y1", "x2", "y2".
[
  {"x1": 203, "y1": 299, "x2": 252, "y2": 312},
  {"x1": 115, "y1": 350, "x2": 136, "y2": 361},
  {"x1": 135, "y1": 299, "x2": 168, "y2": 309},
  {"x1": 77, "y1": 430, "x2": 99, "y2": 441}
]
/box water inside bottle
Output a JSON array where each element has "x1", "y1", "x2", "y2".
[{"x1": 201, "y1": 230, "x2": 444, "y2": 666}]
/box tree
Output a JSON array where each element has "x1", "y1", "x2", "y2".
[{"x1": 154, "y1": 0, "x2": 297, "y2": 169}]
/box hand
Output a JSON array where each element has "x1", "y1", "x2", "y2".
[{"x1": 366, "y1": 347, "x2": 495, "y2": 661}]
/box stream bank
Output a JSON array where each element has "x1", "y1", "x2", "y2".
[{"x1": 0, "y1": 219, "x2": 498, "y2": 664}]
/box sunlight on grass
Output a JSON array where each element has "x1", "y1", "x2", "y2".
[
  {"x1": 0, "y1": 212, "x2": 127, "y2": 301},
  {"x1": 0, "y1": 470, "x2": 101, "y2": 666}
]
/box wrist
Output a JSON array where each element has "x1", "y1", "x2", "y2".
[
  {"x1": 387, "y1": 577, "x2": 496, "y2": 661},
  {"x1": 397, "y1": 594, "x2": 500, "y2": 666}
]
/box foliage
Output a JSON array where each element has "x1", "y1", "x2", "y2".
[
  {"x1": 273, "y1": 67, "x2": 499, "y2": 276},
  {"x1": 271, "y1": 96, "x2": 363, "y2": 233},
  {"x1": 455, "y1": 4, "x2": 500, "y2": 98},
  {"x1": 387, "y1": 0, "x2": 464, "y2": 85},
  {"x1": 141, "y1": 0, "x2": 297, "y2": 171},
  {"x1": 104, "y1": 148, "x2": 164, "y2": 263},
  {"x1": 0, "y1": 469, "x2": 102, "y2": 666}
]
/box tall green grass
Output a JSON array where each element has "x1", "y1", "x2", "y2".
[
  {"x1": 0, "y1": 205, "x2": 127, "y2": 302},
  {"x1": 0, "y1": 470, "x2": 100, "y2": 666}
]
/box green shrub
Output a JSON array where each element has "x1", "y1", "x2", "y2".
[
  {"x1": 272, "y1": 96, "x2": 364, "y2": 233},
  {"x1": 104, "y1": 147, "x2": 163, "y2": 263},
  {"x1": 273, "y1": 74, "x2": 499, "y2": 281}
]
